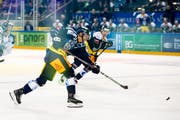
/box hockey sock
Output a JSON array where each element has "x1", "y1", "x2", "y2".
[
  {"x1": 65, "y1": 77, "x2": 76, "y2": 86},
  {"x1": 23, "y1": 80, "x2": 39, "y2": 94},
  {"x1": 75, "y1": 68, "x2": 88, "y2": 80},
  {"x1": 67, "y1": 85, "x2": 76, "y2": 97},
  {"x1": 65, "y1": 78, "x2": 76, "y2": 98}
]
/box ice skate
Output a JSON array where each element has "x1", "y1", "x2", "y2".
[
  {"x1": 0, "y1": 56, "x2": 5, "y2": 63},
  {"x1": 67, "y1": 94, "x2": 83, "y2": 108},
  {"x1": 9, "y1": 88, "x2": 23, "y2": 104},
  {"x1": 0, "y1": 59, "x2": 4, "y2": 62}
]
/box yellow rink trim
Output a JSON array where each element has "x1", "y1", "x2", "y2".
[
  {"x1": 14, "y1": 46, "x2": 118, "y2": 53},
  {"x1": 13, "y1": 27, "x2": 50, "y2": 31},
  {"x1": 98, "y1": 49, "x2": 118, "y2": 53},
  {"x1": 122, "y1": 50, "x2": 180, "y2": 56},
  {"x1": 14, "y1": 45, "x2": 46, "y2": 50}
]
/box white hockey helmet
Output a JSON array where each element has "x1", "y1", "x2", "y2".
[{"x1": 93, "y1": 32, "x2": 102, "y2": 40}]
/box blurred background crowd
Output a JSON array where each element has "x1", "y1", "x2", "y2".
[{"x1": 0, "y1": 0, "x2": 180, "y2": 33}]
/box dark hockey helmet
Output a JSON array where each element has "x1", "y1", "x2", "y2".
[
  {"x1": 76, "y1": 28, "x2": 84, "y2": 34},
  {"x1": 76, "y1": 27, "x2": 89, "y2": 35},
  {"x1": 82, "y1": 27, "x2": 89, "y2": 35}
]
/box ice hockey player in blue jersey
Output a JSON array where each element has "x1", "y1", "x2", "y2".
[
  {"x1": 71, "y1": 27, "x2": 113, "y2": 82},
  {"x1": 68, "y1": 27, "x2": 100, "y2": 74},
  {"x1": 0, "y1": 22, "x2": 14, "y2": 62},
  {"x1": 62, "y1": 27, "x2": 101, "y2": 107}
]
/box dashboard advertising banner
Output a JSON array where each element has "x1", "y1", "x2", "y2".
[{"x1": 162, "y1": 34, "x2": 180, "y2": 52}]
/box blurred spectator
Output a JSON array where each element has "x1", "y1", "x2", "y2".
[
  {"x1": 163, "y1": 5, "x2": 175, "y2": 25},
  {"x1": 89, "y1": 9, "x2": 100, "y2": 24},
  {"x1": 109, "y1": 0, "x2": 115, "y2": 12},
  {"x1": 136, "y1": 8, "x2": 151, "y2": 32},
  {"x1": 107, "y1": 19, "x2": 116, "y2": 32},
  {"x1": 38, "y1": 3, "x2": 47, "y2": 16},
  {"x1": 101, "y1": 7, "x2": 112, "y2": 21},
  {"x1": 149, "y1": 21, "x2": 156, "y2": 32},
  {"x1": 117, "y1": 19, "x2": 129, "y2": 32},
  {"x1": 172, "y1": 20, "x2": 180, "y2": 33},
  {"x1": 81, "y1": 19, "x2": 89, "y2": 28},
  {"x1": 160, "y1": 0, "x2": 167, "y2": 11},
  {"x1": 147, "y1": 0, "x2": 167, "y2": 12},
  {"x1": 25, "y1": 2, "x2": 33, "y2": 17},
  {"x1": 100, "y1": 17, "x2": 109, "y2": 30},
  {"x1": 24, "y1": 21, "x2": 34, "y2": 31},
  {"x1": 59, "y1": 14, "x2": 66, "y2": 26},
  {"x1": 91, "y1": 18, "x2": 101, "y2": 32},
  {"x1": 52, "y1": 19, "x2": 63, "y2": 30},
  {"x1": 160, "y1": 18, "x2": 172, "y2": 33},
  {"x1": 75, "y1": 20, "x2": 83, "y2": 30},
  {"x1": 67, "y1": 20, "x2": 75, "y2": 28},
  {"x1": 149, "y1": 12, "x2": 156, "y2": 32}
]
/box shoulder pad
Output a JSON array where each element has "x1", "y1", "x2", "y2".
[{"x1": 67, "y1": 28, "x2": 77, "y2": 38}]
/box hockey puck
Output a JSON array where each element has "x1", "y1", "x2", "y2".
[{"x1": 166, "y1": 97, "x2": 170, "y2": 100}]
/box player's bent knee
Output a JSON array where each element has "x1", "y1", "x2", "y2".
[
  {"x1": 36, "y1": 75, "x2": 48, "y2": 86},
  {"x1": 64, "y1": 68, "x2": 75, "y2": 78}
]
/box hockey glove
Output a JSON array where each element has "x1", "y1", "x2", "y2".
[
  {"x1": 92, "y1": 64, "x2": 100, "y2": 74},
  {"x1": 106, "y1": 40, "x2": 113, "y2": 47}
]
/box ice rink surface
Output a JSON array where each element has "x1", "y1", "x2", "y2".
[{"x1": 0, "y1": 49, "x2": 180, "y2": 120}]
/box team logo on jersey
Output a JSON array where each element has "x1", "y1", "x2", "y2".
[{"x1": 50, "y1": 58, "x2": 66, "y2": 73}]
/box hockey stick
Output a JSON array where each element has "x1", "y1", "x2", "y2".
[
  {"x1": 6, "y1": 1, "x2": 12, "y2": 23},
  {"x1": 39, "y1": 0, "x2": 73, "y2": 21},
  {"x1": 92, "y1": 41, "x2": 112, "y2": 62},
  {"x1": 100, "y1": 71, "x2": 128, "y2": 89},
  {"x1": 95, "y1": 44, "x2": 109, "y2": 58},
  {"x1": 65, "y1": 50, "x2": 128, "y2": 89}
]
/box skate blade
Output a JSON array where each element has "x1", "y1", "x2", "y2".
[
  {"x1": 67, "y1": 102, "x2": 83, "y2": 108},
  {"x1": 0, "y1": 59, "x2": 4, "y2": 63},
  {"x1": 9, "y1": 92, "x2": 19, "y2": 105}
]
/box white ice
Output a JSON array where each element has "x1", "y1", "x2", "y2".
[{"x1": 0, "y1": 49, "x2": 180, "y2": 120}]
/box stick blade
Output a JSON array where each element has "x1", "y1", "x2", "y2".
[{"x1": 121, "y1": 85, "x2": 128, "y2": 89}]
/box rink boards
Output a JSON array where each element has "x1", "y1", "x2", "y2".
[{"x1": 12, "y1": 31, "x2": 180, "y2": 56}]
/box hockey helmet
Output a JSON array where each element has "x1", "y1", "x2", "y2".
[
  {"x1": 92, "y1": 32, "x2": 103, "y2": 46},
  {"x1": 76, "y1": 28, "x2": 84, "y2": 34},
  {"x1": 82, "y1": 27, "x2": 89, "y2": 35},
  {"x1": 76, "y1": 27, "x2": 90, "y2": 36},
  {"x1": 93, "y1": 32, "x2": 102, "y2": 40},
  {"x1": 2, "y1": 22, "x2": 13, "y2": 32}
]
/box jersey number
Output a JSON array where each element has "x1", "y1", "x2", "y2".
[{"x1": 53, "y1": 37, "x2": 61, "y2": 42}]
